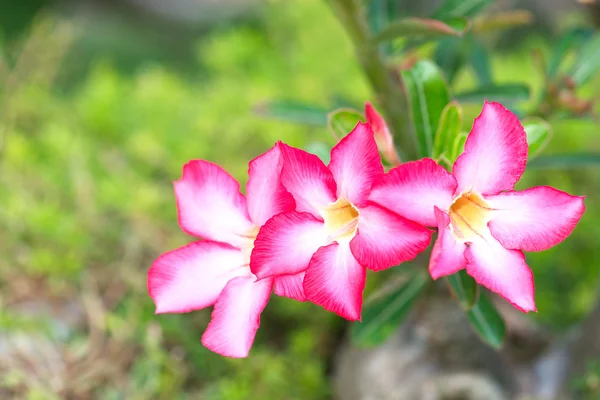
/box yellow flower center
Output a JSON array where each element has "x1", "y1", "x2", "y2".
[
  {"x1": 448, "y1": 192, "x2": 491, "y2": 242},
  {"x1": 321, "y1": 198, "x2": 360, "y2": 243},
  {"x1": 241, "y1": 226, "x2": 260, "y2": 267}
]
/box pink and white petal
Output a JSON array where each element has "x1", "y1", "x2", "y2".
[
  {"x1": 369, "y1": 158, "x2": 457, "y2": 227},
  {"x1": 278, "y1": 143, "x2": 337, "y2": 216},
  {"x1": 453, "y1": 101, "x2": 528, "y2": 196},
  {"x1": 465, "y1": 237, "x2": 536, "y2": 313},
  {"x1": 365, "y1": 102, "x2": 400, "y2": 165},
  {"x1": 350, "y1": 203, "x2": 431, "y2": 271},
  {"x1": 250, "y1": 211, "x2": 328, "y2": 279},
  {"x1": 486, "y1": 186, "x2": 585, "y2": 252},
  {"x1": 148, "y1": 241, "x2": 250, "y2": 314},
  {"x1": 303, "y1": 242, "x2": 366, "y2": 321},
  {"x1": 201, "y1": 276, "x2": 273, "y2": 358},
  {"x1": 429, "y1": 207, "x2": 467, "y2": 279},
  {"x1": 273, "y1": 272, "x2": 306, "y2": 301},
  {"x1": 246, "y1": 145, "x2": 296, "y2": 226},
  {"x1": 328, "y1": 122, "x2": 384, "y2": 206},
  {"x1": 175, "y1": 160, "x2": 253, "y2": 247}
]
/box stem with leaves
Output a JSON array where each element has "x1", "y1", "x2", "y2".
[{"x1": 326, "y1": 0, "x2": 416, "y2": 160}]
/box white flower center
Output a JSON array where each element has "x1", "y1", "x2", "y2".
[
  {"x1": 241, "y1": 226, "x2": 259, "y2": 267},
  {"x1": 448, "y1": 192, "x2": 491, "y2": 243},
  {"x1": 321, "y1": 198, "x2": 360, "y2": 243}
]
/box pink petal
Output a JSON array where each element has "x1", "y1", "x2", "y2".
[
  {"x1": 328, "y1": 122, "x2": 384, "y2": 206},
  {"x1": 201, "y1": 276, "x2": 273, "y2": 358},
  {"x1": 250, "y1": 211, "x2": 328, "y2": 279},
  {"x1": 350, "y1": 203, "x2": 431, "y2": 271},
  {"x1": 303, "y1": 242, "x2": 366, "y2": 321},
  {"x1": 486, "y1": 186, "x2": 585, "y2": 252},
  {"x1": 465, "y1": 237, "x2": 536, "y2": 313},
  {"x1": 453, "y1": 101, "x2": 528, "y2": 195},
  {"x1": 278, "y1": 143, "x2": 337, "y2": 216},
  {"x1": 246, "y1": 145, "x2": 296, "y2": 226},
  {"x1": 429, "y1": 207, "x2": 467, "y2": 279},
  {"x1": 148, "y1": 241, "x2": 250, "y2": 314},
  {"x1": 175, "y1": 160, "x2": 253, "y2": 247},
  {"x1": 365, "y1": 102, "x2": 401, "y2": 166},
  {"x1": 368, "y1": 158, "x2": 457, "y2": 227},
  {"x1": 273, "y1": 272, "x2": 306, "y2": 301}
]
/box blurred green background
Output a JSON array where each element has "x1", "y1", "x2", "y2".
[{"x1": 0, "y1": 0, "x2": 598, "y2": 398}]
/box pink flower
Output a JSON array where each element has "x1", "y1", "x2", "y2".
[
  {"x1": 369, "y1": 101, "x2": 585, "y2": 312},
  {"x1": 365, "y1": 102, "x2": 401, "y2": 166},
  {"x1": 148, "y1": 145, "x2": 297, "y2": 358},
  {"x1": 250, "y1": 122, "x2": 432, "y2": 320}
]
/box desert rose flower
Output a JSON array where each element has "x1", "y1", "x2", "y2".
[
  {"x1": 250, "y1": 122, "x2": 431, "y2": 320},
  {"x1": 365, "y1": 102, "x2": 401, "y2": 166},
  {"x1": 148, "y1": 145, "x2": 298, "y2": 358},
  {"x1": 369, "y1": 101, "x2": 585, "y2": 312}
]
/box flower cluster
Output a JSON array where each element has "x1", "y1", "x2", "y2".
[{"x1": 148, "y1": 101, "x2": 585, "y2": 357}]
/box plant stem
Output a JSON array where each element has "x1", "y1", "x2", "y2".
[{"x1": 326, "y1": 0, "x2": 416, "y2": 160}]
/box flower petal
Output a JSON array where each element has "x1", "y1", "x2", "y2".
[
  {"x1": 365, "y1": 102, "x2": 400, "y2": 166},
  {"x1": 148, "y1": 241, "x2": 250, "y2": 314},
  {"x1": 303, "y1": 242, "x2": 366, "y2": 320},
  {"x1": 250, "y1": 211, "x2": 327, "y2": 279},
  {"x1": 453, "y1": 101, "x2": 528, "y2": 195},
  {"x1": 465, "y1": 237, "x2": 536, "y2": 313},
  {"x1": 273, "y1": 272, "x2": 306, "y2": 301},
  {"x1": 429, "y1": 207, "x2": 467, "y2": 279},
  {"x1": 369, "y1": 158, "x2": 457, "y2": 227},
  {"x1": 201, "y1": 276, "x2": 272, "y2": 358},
  {"x1": 328, "y1": 122, "x2": 384, "y2": 206},
  {"x1": 278, "y1": 143, "x2": 337, "y2": 216},
  {"x1": 350, "y1": 203, "x2": 431, "y2": 271},
  {"x1": 175, "y1": 160, "x2": 253, "y2": 247},
  {"x1": 486, "y1": 186, "x2": 585, "y2": 252},
  {"x1": 246, "y1": 145, "x2": 296, "y2": 226}
]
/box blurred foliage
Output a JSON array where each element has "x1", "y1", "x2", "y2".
[{"x1": 0, "y1": 0, "x2": 598, "y2": 397}]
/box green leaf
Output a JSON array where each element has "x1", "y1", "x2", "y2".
[
  {"x1": 433, "y1": 100, "x2": 462, "y2": 161},
  {"x1": 305, "y1": 142, "x2": 331, "y2": 164},
  {"x1": 433, "y1": 0, "x2": 493, "y2": 19},
  {"x1": 522, "y1": 117, "x2": 552, "y2": 159},
  {"x1": 447, "y1": 270, "x2": 478, "y2": 310},
  {"x1": 467, "y1": 291, "x2": 506, "y2": 349},
  {"x1": 569, "y1": 34, "x2": 600, "y2": 86},
  {"x1": 449, "y1": 131, "x2": 468, "y2": 163},
  {"x1": 471, "y1": 10, "x2": 533, "y2": 33},
  {"x1": 351, "y1": 271, "x2": 428, "y2": 347},
  {"x1": 455, "y1": 83, "x2": 530, "y2": 103},
  {"x1": 547, "y1": 27, "x2": 593, "y2": 78},
  {"x1": 255, "y1": 100, "x2": 327, "y2": 126},
  {"x1": 527, "y1": 153, "x2": 600, "y2": 170},
  {"x1": 434, "y1": 37, "x2": 466, "y2": 84},
  {"x1": 373, "y1": 17, "x2": 469, "y2": 43},
  {"x1": 401, "y1": 60, "x2": 452, "y2": 159},
  {"x1": 469, "y1": 39, "x2": 492, "y2": 85},
  {"x1": 327, "y1": 107, "x2": 364, "y2": 139}
]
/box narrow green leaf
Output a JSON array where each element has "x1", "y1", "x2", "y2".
[
  {"x1": 351, "y1": 271, "x2": 428, "y2": 347},
  {"x1": 522, "y1": 117, "x2": 552, "y2": 159},
  {"x1": 449, "y1": 131, "x2": 468, "y2": 163},
  {"x1": 446, "y1": 270, "x2": 478, "y2": 309},
  {"x1": 434, "y1": 37, "x2": 466, "y2": 84},
  {"x1": 472, "y1": 10, "x2": 533, "y2": 33},
  {"x1": 255, "y1": 100, "x2": 327, "y2": 126},
  {"x1": 527, "y1": 153, "x2": 600, "y2": 170},
  {"x1": 547, "y1": 27, "x2": 593, "y2": 78},
  {"x1": 373, "y1": 17, "x2": 469, "y2": 43},
  {"x1": 327, "y1": 108, "x2": 364, "y2": 139},
  {"x1": 467, "y1": 291, "x2": 506, "y2": 349},
  {"x1": 433, "y1": 100, "x2": 462, "y2": 161},
  {"x1": 469, "y1": 39, "x2": 492, "y2": 85},
  {"x1": 455, "y1": 83, "x2": 530, "y2": 103},
  {"x1": 433, "y1": 0, "x2": 493, "y2": 19},
  {"x1": 569, "y1": 34, "x2": 600, "y2": 86},
  {"x1": 401, "y1": 60, "x2": 452, "y2": 159},
  {"x1": 305, "y1": 142, "x2": 331, "y2": 164}
]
